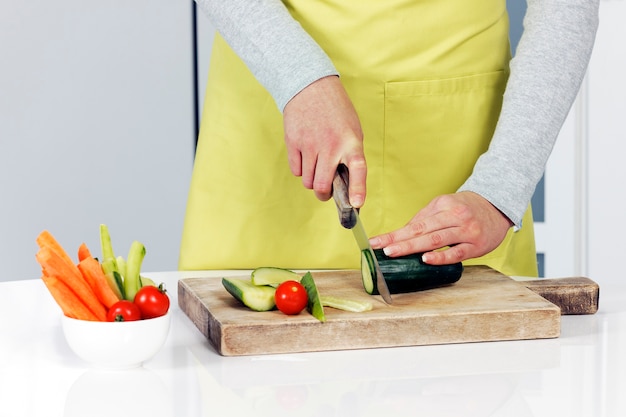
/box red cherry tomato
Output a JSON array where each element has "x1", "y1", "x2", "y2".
[
  {"x1": 107, "y1": 300, "x2": 142, "y2": 322},
  {"x1": 274, "y1": 280, "x2": 308, "y2": 315},
  {"x1": 133, "y1": 284, "x2": 170, "y2": 319}
]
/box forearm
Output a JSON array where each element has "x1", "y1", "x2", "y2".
[
  {"x1": 459, "y1": 0, "x2": 599, "y2": 227},
  {"x1": 194, "y1": 0, "x2": 338, "y2": 111}
]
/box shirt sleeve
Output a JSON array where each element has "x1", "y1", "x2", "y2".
[
  {"x1": 457, "y1": 0, "x2": 599, "y2": 227},
  {"x1": 194, "y1": 0, "x2": 339, "y2": 112}
]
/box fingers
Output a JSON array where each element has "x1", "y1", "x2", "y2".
[
  {"x1": 310, "y1": 152, "x2": 367, "y2": 203},
  {"x1": 370, "y1": 215, "x2": 459, "y2": 257},
  {"x1": 286, "y1": 148, "x2": 302, "y2": 177},
  {"x1": 283, "y1": 76, "x2": 366, "y2": 204},
  {"x1": 370, "y1": 192, "x2": 513, "y2": 265},
  {"x1": 345, "y1": 156, "x2": 366, "y2": 208}
]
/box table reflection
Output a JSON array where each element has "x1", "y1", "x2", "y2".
[{"x1": 64, "y1": 368, "x2": 173, "y2": 417}]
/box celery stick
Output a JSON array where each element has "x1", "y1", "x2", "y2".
[{"x1": 124, "y1": 241, "x2": 146, "y2": 301}]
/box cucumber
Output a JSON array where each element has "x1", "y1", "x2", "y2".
[
  {"x1": 300, "y1": 272, "x2": 325, "y2": 322},
  {"x1": 99, "y1": 224, "x2": 118, "y2": 271},
  {"x1": 251, "y1": 267, "x2": 300, "y2": 286},
  {"x1": 116, "y1": 255, "x2": 127, "y2": 280},
  {"x1": 361, "y1": 249, "x2": 463, "y2": 295},
  {"x1": 320, "y1": 295, "x2": 373, "y2": 312},
  {"x1": 221, "y1": 278, "x2": 276, "y2": 312},
  {"x1": 360, "y1": 250, "x2": 376, "y2": 294},
  {"x1": 101, "y1": 258, "x2": 125, "y2": 300},
  {"x1": 140, "y1": 275, "x2": 156, "y2": 287},
  {"x1": 124, "y1": 240, "x2": 146, "y2": 301}
]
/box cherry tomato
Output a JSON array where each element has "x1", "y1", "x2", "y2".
[
  {"x1": 133, "y1": 284, "x2": 170, "y2": 319},
  {"x1": 274, "y1": 280, "x2": 308, "y2": 315},
  {"x1": 107, "y1": 300, "x2": 142, "y2": 322}
]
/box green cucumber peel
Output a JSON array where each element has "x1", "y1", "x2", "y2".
[
  {"x1": 300, "y1": 272, "x2": 325, "y2": 322},
  {"x1": 101, "y1": 259, "x2": 125, "y2": 299}
]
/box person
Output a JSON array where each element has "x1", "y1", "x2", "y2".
[{"x1": 180, "y1": 0, "x2": 599, "y2": 277}]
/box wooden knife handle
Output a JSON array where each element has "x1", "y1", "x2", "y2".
[
  {"x1": 521, "y1": 277, "x2": 600, "y2": 315},
  {"x1": 332, "y1": 164, "x2": 357, "y2": 229}
]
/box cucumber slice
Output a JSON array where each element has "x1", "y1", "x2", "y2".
[
  {"x1": 222, "y1": 278, "x2": 276, "y2": 312},
  {"x1": 251, "y1": 267, "x2": 300, "y2": 286},
  {"x1": 320, "y1": 295, "x2": 373, "y2": 312},
  {"x1": 360, "y1": 249, "x2": 376, "y2": 295},
  {"x1": 300, "y1": 272, "x2": 325, "y2": 322}
]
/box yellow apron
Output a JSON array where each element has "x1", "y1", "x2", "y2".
[{"x1": 180, "y1": 0, "x2": 538, "y2": 277}]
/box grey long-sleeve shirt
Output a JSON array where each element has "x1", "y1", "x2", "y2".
[{"x1": 195, "y1": 0, "x2": 599, "y2": 228}]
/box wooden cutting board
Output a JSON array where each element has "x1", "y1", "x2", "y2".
[{"x1": 178, "y1": 266, "x2": 583, "y2": 356}]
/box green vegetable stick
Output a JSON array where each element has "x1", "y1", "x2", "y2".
[
  {"x1": 300, "y1": 272, "x2": 325, "y2": 322},
  {"x1": 140, "y1": 275, "x2": 156, "y2": 287},
  {"x1": 99, "y1": 224, "x2": 118, "y2": 271},
  {"x1": 116, "y1": 255, "x2": 127, "y2": 280},
  {"x1": 100, "y1": 259, "x2": 125, "y2": 300},
  {"x1": 320, "y1": 295, "x2": 373, "y2": 312},
  {"x1": 124, "y1": 240, "x2": 146, "y2": 301}
]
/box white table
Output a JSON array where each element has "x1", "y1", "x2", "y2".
[{"x1": 2, "y1": 270, "x2": 625, "y2": 417}]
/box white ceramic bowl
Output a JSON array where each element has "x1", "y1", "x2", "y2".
[{"x1": 62, "y1": 311, "x2": 171, "y2": 369}]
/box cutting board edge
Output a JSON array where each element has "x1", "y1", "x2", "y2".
[
  {"x1": 213, "y1": 300, "x2": 561, "y2": 356},
  {"x1": 217, "y1": 310, "x2": 561, "y2": 356},
  {"x1": 178, "y1": 279, "x2": 227, "y2": 355}
]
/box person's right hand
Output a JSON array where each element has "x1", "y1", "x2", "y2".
[{"x1": 283, "y1": 75, "x2": 367, "y2": 208}]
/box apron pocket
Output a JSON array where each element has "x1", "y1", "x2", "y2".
[{"x1": 381, "y1": 70, "x2": 508, "y2": 229}]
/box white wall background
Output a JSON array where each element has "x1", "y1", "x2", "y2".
[
  {"x1": 587, "y1": 0, "x2": 626, "y2": 286},
  {"x1": 0, "y1": 1, "x2": 195, "y2": 281}
]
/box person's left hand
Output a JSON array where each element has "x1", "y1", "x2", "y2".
[{"x1": 369, "y1": 191, "x2": 513, "y2": 265}]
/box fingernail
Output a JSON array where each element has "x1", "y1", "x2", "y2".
[
  {"x1": 351, "y1": 195, "x2": 364, "y2": 208},
  {"x1": 383, "y1": 246, "x2": 396, "y2": 256},
  {"x1": 421, "y1": 253, "x2": 431, "y2": 264}
]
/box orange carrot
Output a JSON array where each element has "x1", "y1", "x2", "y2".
[
  {"x1": 78, "y1": 256, "x2": 120, "y2": 308},
  {"x1": 36, "y1": 245, "x2": 107, "y2": 321},
  {"x1": 77, "y1": 242, "x2": 92, "y2": 262},
  {"x1": 36, "y1": 230, "x2": 75, "y2": 266},
  {"x1": 41, "y1": 275, "x2": 99, "y2": 321}
]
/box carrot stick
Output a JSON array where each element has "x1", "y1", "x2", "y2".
[
  {"x1": 41, "y1": 275, "x2": 99, "y2": 321},
  {"x1": 77, "y1": 242, "x2": 92, "y2": 262},
  {"x1": 78, "y1": 256, "x2": 121, "y2": 308},
  {"x1": 36, "y1": 230, "x2": 75, "y2": 266},
  {"x1": 36, "y1": 246, "x2": 107, "y2": 321}
]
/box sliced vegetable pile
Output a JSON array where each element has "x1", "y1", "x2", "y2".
[
  {"x1": 222, "y1": 267, "x2": 373, "y2": 322},
  {"x1": 36, "y1": 225, "x2": 169, "y2": 322}
]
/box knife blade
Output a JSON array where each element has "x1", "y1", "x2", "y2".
[{"x1": 332, "y1": 164, "x2": 393, "y2": 304}]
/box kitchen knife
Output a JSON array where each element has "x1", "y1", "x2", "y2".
[{"x1": 332, "y1": 164, "x2": 393, "y2": 304}]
